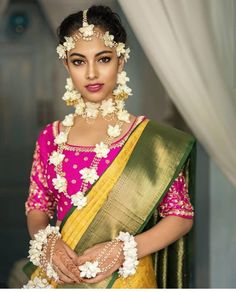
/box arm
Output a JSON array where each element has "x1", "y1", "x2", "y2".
[
  {"x1": 27, "y1": 210, "x2": 50, "y2": 239},
  {"x1": 135, "y1": 216, "x2": 193, "y2": 259},
  {"x1": 25, "y1": 130, "x2": 81, "y2": 284}
]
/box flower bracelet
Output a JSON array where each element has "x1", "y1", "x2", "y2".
[
  {"x1": 28, "y1": 225, "x2": 61, "y2": 280},
  {"x1": 78, "y1": 231, "x2": 139, "y2": 279}
]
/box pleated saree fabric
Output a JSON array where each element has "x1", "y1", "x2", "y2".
[{"x1": 24, "y1": 119, "x2": 196, "y2": 288}]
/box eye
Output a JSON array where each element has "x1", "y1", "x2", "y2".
[
  {"x1": 98, "y1": 57, "x2": 111, "y2": 63},
  {"x1": 71, "y1": 59, "x2": 85, "y2": 66}
]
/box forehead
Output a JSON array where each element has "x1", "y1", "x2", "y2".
[{"x1": 69, "y1": 29, "x2": 116, "y2": 57}]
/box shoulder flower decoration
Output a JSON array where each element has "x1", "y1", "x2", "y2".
[
  {"x1": 108, "y1": 125, "x2": 122, "y2": 138},
  {"x1": 49, "y1": 151, "x2": 65, "y2": 167},
  {"x1": 62, "y1": 113, "x2": 74, "y2": 127},
  {"x1": 95, "y1": 142, "x2": 110, "y2": 158},
  {"x1": 52, "y1": 174, "x2": 67, "y2": 193},
  {"x1": 100, "y1": 99, "x2": 115, "y2": 117},
  {"x1": 79, "y1": 168, "x2": 99, "y2": 184},
  {"x1": 71, "y1": 192, "x2": 87, "y2": 210},
  {"x1": 54, "y1": 132, "x2": 68, "y2": 145}
]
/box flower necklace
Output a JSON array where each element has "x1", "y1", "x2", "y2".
[{"x1": 49, "y1": 98, "x2": 130, "y2": 210}]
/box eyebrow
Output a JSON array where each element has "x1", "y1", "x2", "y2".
[{"x1": 69, "y1": 50, "x2": 113, "y2": 58}]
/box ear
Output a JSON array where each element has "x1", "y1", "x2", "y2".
[
  {"x1": 118, "y1": 56, "x2": 125, "y2": 73},
  {"x1": 63, "y1": 59, "x2": 70, "y2": 73}
]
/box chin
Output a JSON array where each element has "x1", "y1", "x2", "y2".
[{"x1": 82, "y1": 92, "x2": 112, "y2": 103}]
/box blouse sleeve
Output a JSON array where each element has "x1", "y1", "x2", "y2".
[
  {"x1": 158, "y1": 171, "x2": 194, "y2": 219},
  {"x1": 25, "y1": 129, "x2": 56, "y2": 219}
]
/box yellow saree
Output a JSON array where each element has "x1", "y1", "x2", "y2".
[{"x1": 24, "y1": 119, "x2": 196, "y2": 288}]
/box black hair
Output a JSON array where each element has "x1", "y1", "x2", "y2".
[{"x1": 57, "y1": 5, "x2": 127, "y2": 45}]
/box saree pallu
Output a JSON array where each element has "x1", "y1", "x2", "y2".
[{"x1": 24, "y1": 119, "x2": 196, "y2": 288}]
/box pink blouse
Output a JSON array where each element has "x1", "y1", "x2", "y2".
[{"x1": 25, "y1": 116, "x2": 194, "y2": 221}]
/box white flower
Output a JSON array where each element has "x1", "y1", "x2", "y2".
[
  {"x1": 71, "y1": 192, "x2": 87, "y2": 209},
  {"x1": 79, "y1": 261, "x2": 101, "y2": 278},
  {"x1": 85, "y1": 102, "x2": 99, "y2": 118},
  {"x1": 113, "y1": 84, "x2": 132, "y2": 98},
  {"x1": 94, "y1": 142, "x2": 110, "y2": 158},
  {"x1": 46, "y1": 263, "x2": 59, "y2": 281},
  {"x1": 117, "y1": 110, "x2": 130, "y2": 123},
  {"x1": 75, "y1": 99, "x2": 85, "y2": 115},
  {"x1": 65, "y1": 77, "x2": 74, "y2": 91},
  {"x1": 103, "y1": 31, "x2": 115, "y2": 47},
  {"x1": 62, "y1": 89, "x2": 81, "y2": 105},
  {"x1": 117, "y1": 71, "x2": 129, "y2": 86},
  {"x1": 100, "y1": 99, "x2": 115, "y2": 117},
  {"x1": 107, "y1": 124, "x2": 121, "y2": 138},
  {"x1": 62, "y1": 113, "x2": 74, "y2": 127},
  {"x1": 54, "y1": 132, "x2": 68, "y2": 145},
  {"x1": 117, "y1": 231, "x2": 132, "y2": 242},
  {"x1": 63, "y1": 36, "x2": 75, "y2": 51},
  {"x1": 79, "y1": 23, "x2": 95, "y2": 37},
  {"x1": 52, "y1": 174, "x2": 67, "y2": 193},
  {"x1": 49, "y1": 151, "x2": 65, "y2": 166},
  {"x1": 56, "y1": 44, "x2": 66, "y2": 59},
  {"x1": 115, "y1": 100, "x2": 125, "y2": 111},
  {"x1": 79, "y1": 168, "x2": 99, "y2": 184},
  {"x1": 123, "y1": 84, "x2": 133, "y2": 96},
  {"x1": 124, "y1": 48, "x2": 131, "y2": 62},
  {"x1": 116, "y1": 42, "x2": 126, "y2": 57},
  {"x1": 23, "y1": 277, "x2": 52, "y2": 289}
]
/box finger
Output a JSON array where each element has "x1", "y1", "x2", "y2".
[
  {"x1": 63, "y1": 244, "x2": 78, "y2": 263},
  {"x1": 61, "y1": 259, "x2": 81, "y2": 283},
  {"x1": 54, "y1": 255, "x2": 80, "y2": 283},
  {"x1": 53, "y1": 264, "x2": 75, "y2": 284},
  {"x1": 76, "y1": 254, "x2": 93, "y2": 266},
  {"x1": 81, "y1": 273, "x2": 105, "y2": 284}
]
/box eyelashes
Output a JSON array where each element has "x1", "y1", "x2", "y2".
[{"x1": 71, "y1": 56, "x2": 111, "y2": 66}]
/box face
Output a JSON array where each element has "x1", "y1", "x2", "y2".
[{"x1": 64, "y1": 28, "x2": 124, "y2": 103}]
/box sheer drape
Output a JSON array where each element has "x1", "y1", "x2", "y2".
[
  {"x1": 118, "y1": 0, "x2": 236, "y2": 187},
  {"x1": 0, "y1": 0, "x2": 8, "y2": 19}
]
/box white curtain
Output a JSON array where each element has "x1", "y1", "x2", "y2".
[
  {"x1": 118, "y1": 0, "x2": 236, "y2": 188},
  {"x1": 0, "y1": 0, "x2": 9, "y2": 19}
]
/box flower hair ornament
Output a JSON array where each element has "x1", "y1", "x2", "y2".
[{"x1": 56, "y1": 9, "x2": 130, "y2": 61}]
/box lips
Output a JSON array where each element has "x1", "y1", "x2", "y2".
[{"x1": 85, "y1": 83, "x2": 104, "y2": 92}]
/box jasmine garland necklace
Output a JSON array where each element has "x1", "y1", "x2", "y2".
[{"x1": 50, "y1": 98, "x2": 130, "y2": 209}]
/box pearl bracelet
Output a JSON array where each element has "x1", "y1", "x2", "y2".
[
  {"x1": 116, "y1": 231, "x2": 139, "y2": 278},
  {"x1": 28, "y1": 225, "x2": 61, "y2": 280}
]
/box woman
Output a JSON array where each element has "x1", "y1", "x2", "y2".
[{"x1": 23, "y1": 5, "x2": 196, "y2": 289}]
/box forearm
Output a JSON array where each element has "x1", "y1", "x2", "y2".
[
  {"x1": 27, "y1": 210, "x2": 50, "y2": 239},
  {"x1": 135, "y1": 216, "x2": 193, "y2": 259}
]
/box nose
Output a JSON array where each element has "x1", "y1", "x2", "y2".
[{"x1": 86, "y1": 61, "x2": 98, "y2": 80}]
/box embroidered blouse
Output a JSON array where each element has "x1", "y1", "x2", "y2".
[{"x1": 25, "y1": 116, "x2": 194, "y2": 221}]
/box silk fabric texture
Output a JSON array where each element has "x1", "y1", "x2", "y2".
[{"x1": 24, "y1": 119, "x2": 196, "y2": 288}]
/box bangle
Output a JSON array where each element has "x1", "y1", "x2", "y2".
[{"x1": 115, "y1": 231, "x2": 139, "y2": 278}]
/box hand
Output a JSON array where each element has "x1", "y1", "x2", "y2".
[
  {"x1": 49, "y1": 238, "x2": 81, "y2": 284},
  {"x1": 76, "y1": 241, "x2": 124, "y2": 284}
]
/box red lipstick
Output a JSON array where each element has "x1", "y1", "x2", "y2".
[{"x1": 85, "y1": 83, "x2": 104, "y2": 92}]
